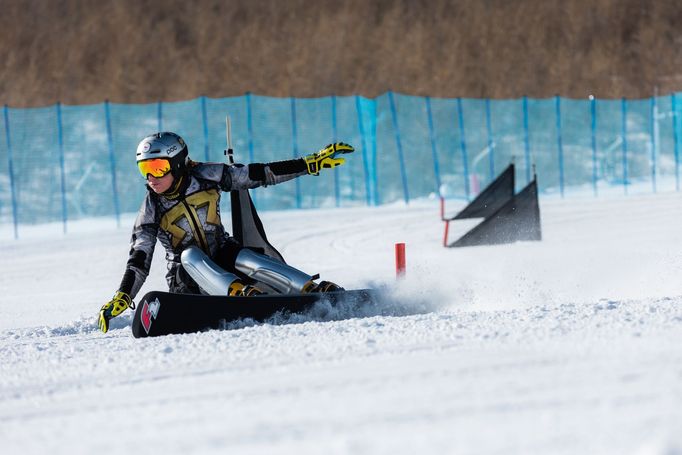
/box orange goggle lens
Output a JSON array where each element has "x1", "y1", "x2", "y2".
[{"x1": 138, "y1": 158, "x2": 171, "y2": 178}]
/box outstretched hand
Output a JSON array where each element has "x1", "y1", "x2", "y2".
[
  {"x1": 304, "y1": 142, "x2": 354, "y2": 175},
  {"x1": 98, "y1": 291, "x2": 132, "y2": 333}
]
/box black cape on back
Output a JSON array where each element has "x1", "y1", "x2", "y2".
[{"x1": 230, "y1": 189, "x2": 286, "y2": 263}]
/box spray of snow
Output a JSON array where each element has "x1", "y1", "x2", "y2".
[{"x1": 2, "y1": 190, "x2": 682, "y2": 454}]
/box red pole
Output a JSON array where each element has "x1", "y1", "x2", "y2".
[
  {"x1": 395, "y1": 243, "x2": 406, "y2": 278},
  {"x1": 471, "y1": 173, "x2": 480, "y2": 196},
  {"x1": 443, "y1": 220, "x2": 450, "y2": 247},
  {"x1": 441, "y1": 197, "x2": 449, "y2": 247}
]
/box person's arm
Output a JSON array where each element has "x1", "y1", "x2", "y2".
[
  {"x1": 117, "y1": 222, "x2": 158, "y2": 299},
  {"x1": 220, "y1": 142, "x2": 354, "y2": 191},
  {"x1": 98, "y1": 196, "x2": 158, "y2": 333}
]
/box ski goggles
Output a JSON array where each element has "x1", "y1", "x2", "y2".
[{"x1": 138, "y1": 158, "x2": 171, "y2": 178}]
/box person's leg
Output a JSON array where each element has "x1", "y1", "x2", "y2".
[
  {"x1": 166, "y1": 263, "x2": 202, "y2": 295},
  {"x1": 233, "y1": 248, "x2": 317, "y2": 294},
  {"x1": 216, "y1": 239, "x2": 344, "y2": 294},
  {"x1": 180, "y1": 246, "x2": 261, "y2": 296}
]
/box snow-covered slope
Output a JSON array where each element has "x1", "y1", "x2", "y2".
[{"x1": 2, "y1": 193, "x2": 682, "y2": 454}]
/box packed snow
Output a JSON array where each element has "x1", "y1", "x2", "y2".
[{"x1": 1, "y1": 191, "x2": 682, "y2": 454}]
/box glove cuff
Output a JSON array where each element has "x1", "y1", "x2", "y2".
[
  {"x1": 304, "y1": 154, "x2": 320, "y2": 175},
  {"x1": 113, "y1": 291, "x2": 132, "y2": 305}
]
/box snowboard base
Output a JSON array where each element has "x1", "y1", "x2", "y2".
[{"x1": 131, "y1": 289, "x2": 377, "y2": 338}]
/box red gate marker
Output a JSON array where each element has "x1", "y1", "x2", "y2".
[
  {"x1": 395, "y1": 243, "x2": 406, "y2": 278},
  {"x1": 443, "y1": 220, "x2": 450, "y2": 247},
  {"x1": 471, "y1": 174, "x2": 480, "y2": 196}
]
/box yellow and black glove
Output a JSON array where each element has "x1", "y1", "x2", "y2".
[
  {"x1": 304, "y1": 142, "x2": 354, "y2": 176},
  {"x1": 98, "y1": 291, "x2": 132, "y2": 333}
]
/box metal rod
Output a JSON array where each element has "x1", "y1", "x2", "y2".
[
  {"x1": 355, "y1": 95, "x2": 372, "y2": 206},
  {"x1": 226, "y1": 115, "x2": 232, "y2": 151},
  {"x1": 104, "y1": 100, "x2": 121, "y2": 227},
  {"x1": 555, "y1": 95, "x2": 565, "y2": 198},
  {"x1": 673, "y1": 93, "x2": 680, "y2": 191},
  {"x1": 225, "y1": 115, "x2": 234, "y2": 164},
  {"x1": 4, "y1": 105, "x2": 18, "y2": 239},
  {"x1": 425, "y1": 96, "x2": 442, "y2": 195},
  {"x1": 331, "y1": 95, "x2": 341, "y2": 207},
  {"x1": 290, "y1": 97, "x2": 302, "y2": 209},
  {"x1": 56, "y1": 102, "x2": 68, "y2": 233},
  {"x1": 650, "y1": 96, "x2": 657, "y2": 193},
  {"x1": 157, "y1": 101, "x2": 163, "y2": 131},
  {"x1": 245, "y1": 92, "x2": 255, "y2": 163},
  {"x1": 456, "y1": 97, "x2": 470, "y2": 200},
  {"x1": 245, "y1": 92, "x2": 257, "y2": 206},
  {"x1": 371, "y1": 99, "x2": 379, "y2": 205},
  {"x1": 388, "y1": 91, "x2": 410, "y2": 204},
  {"x1": 522, "y1": 95, "x2": 531, "y2": 183},
  {"x1": 622, "y1": 97, "x2": 629, "y2": 195},
  {"x1": 485, "y1": 97, "x2": 495, "y2": 180},
  {"x1": 590, "y1": 95, "x2": 598, "y2": 197},
  {"x1": 201, "y1": 96, "x2": 210, "y2": 161}
]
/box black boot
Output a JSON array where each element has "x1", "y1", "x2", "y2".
[
  {"x1": 309, "y1": 280, "x2": 344, "y2": 293},
  {"x1": 228, "y1": 281, "x2": 263, "y2": 297}
]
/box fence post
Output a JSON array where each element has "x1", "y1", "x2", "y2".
[
  {"x1": 56, "y1": 102, "x2": 68, "y2": 233},
  {"x1": 555, "y1": 95, "x2": 565, "y2": 198},
  {"x1": 3, "y1": 105, "x2": 18, "y2": 239},
  {"x1": 650, "y1": 96, "x2": 657, "y2": 193},
  {"x1": 104, "y1": 100, "x2": 121, "y2": 227},
  {"x1": 290, "y1": 97, "x2": 302, "y2": 209},
  {"x1": 245, "y1": 92, "x2": 255, "y2": 162},
  {"x1": 245, "y1": 92, "x2": 257, "y2": 206},
  {"x1": 485, "y1": 97, "x2": 495, "y2": 181},
  {"x1": 425, "y1": 96, "x2": 442, "y2": 195},
  {"x1": 331, "y1": 95, "x2": 341, "y2": 207},
  {"x1": 621, "y1": 97, "x2": 629, "y2": 195},
  {"x1": 201, "y1": 96, "x2": 210, "y2": 161},
  {"x1": 388, "y1": 91, "x2": 410, "y2": 204},
  {"x1": 590, "y1": 95, "x2": 598, "y2": 197},
  {"x1": 522, "y1": 95, "x2": 531, "y2": 183},
  {"x1": 371, "y1": 99, "x2": 379, "y2": 205},
  {"x1": 355, "y1": 96, "x2": 373, "y2": 206},
  {"x1": 673, "y1": 93, "x2": 680, "y2": 191},
  {"x1": 157, "y1": 101, "x2": 163, "y2": 131},
  {"x1": 456, "y1": 97, "x2": 470, "y2": 200}
]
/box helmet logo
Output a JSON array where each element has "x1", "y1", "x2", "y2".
[
  {"x1": 143, "y1": 142, "x2": 151, "y2": 152},
  {"x1": 166, "y1": 145, "x2": 177, "y2": 155}
]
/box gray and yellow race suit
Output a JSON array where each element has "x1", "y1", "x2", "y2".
[{"x1": 117, "y1": 159, "x2": 307, "y2": 299}]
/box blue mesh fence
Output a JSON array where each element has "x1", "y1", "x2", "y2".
[{"x1": 2, "y1": 92, "x2": 682, "y2": 238}]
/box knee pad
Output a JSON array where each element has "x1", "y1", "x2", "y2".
[
  {"x1": 234, "y1": 248, "x2": 313, "y2": 294},
  {"x1": 180, "y1": 246, "x2": 241, "y2": 295}
]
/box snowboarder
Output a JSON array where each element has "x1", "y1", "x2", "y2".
[{"x1": 98, "y1": 131, "x2": 354, "y2": 333}]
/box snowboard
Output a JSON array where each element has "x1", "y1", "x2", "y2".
[{"x1": 131, "y1": 289, "x2": 378, "y2": 338}]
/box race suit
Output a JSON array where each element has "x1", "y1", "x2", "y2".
[{"x1": 117, "y1": 159, "x2": 307, "y2": 299}]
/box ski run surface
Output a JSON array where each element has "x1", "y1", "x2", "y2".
[{"x1": 2, "y1": 191, "x2": 682, "y2": 454}]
